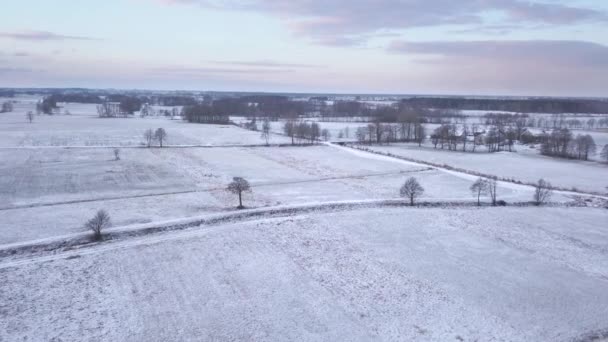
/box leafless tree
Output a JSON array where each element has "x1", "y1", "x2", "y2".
[
  {"x1": 533, "y1": 178, "x2": 553, "y2": 205},
  {"x1": 321, "y1": 128, "x2": 331, "y2": 141},
  {"x1": 400, "y1": 177, "x2": 425, "y2": 206},
  {"x1": 573, "y1": 134, "x2": 596, "y2": 161},
  {"x1": 310, "y1": 122, "x2": 321, "y2": 144},
  {"x1": 155, "y1": 128, "x2": 167, "y2": 147},
  {"x1": 144, "y1": 129, "x2": 154, "y2": 147},
  {"x1": 1, "y1": 101, "x2": 13, "y2": 113},
  {"x1": 356, "y1": 127, "x2": 367, "y2": 143},
  {"x1": 283, "y1": 120, "x2": 295, "y2": 145},
  {"x1": 470, "y1": 177, "x2": 488, "y2": 206},
  {"x1": 601, "y1": 144, "x2": 608, "y2": 163},
  {"x1": 26, "y1": 111, "x2": 34, "y2": 123},
  {"x1": 461, "y1": 124, "x2": 469, "y2": 152},
  {"x1": 261, "y1": 118, "x2": 271, "y2": 145},
  {"x1": 487, "y1": 176, "x2": 498, "y2": 206},
  {"x1": 415, "y1": 124, "x2": 425, "y2": 147},
  {"x1": 113, "y1": 148, "x2": 120, "y2": 161},
  {"x1": 140, "y1": 103, "x2": 151, "y2": 117},
  {"x1": 85, "y1": 209, "x2": 111, "y2": 241},
  {"x1": 227, "y1": 177, "x2": 251, "y2": 209}
]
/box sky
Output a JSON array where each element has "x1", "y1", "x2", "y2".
[{"x1": 1, "y1": 0, "x2": 607, "y2": 96}]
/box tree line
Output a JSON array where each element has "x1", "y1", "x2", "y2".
[{"x1": 399, "y1": 97, "x2": 608, "y2": 114}]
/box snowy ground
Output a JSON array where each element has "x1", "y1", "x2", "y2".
[
  {"x1": 0, "y1": 102, "x2": 290, "y2": 147},
  {"x1": 362, "y1": 143, "x2": 608, "y2": 194},
  {"x1": 1, "y1": 207, "x2": 607, "y2": 341},
  {"x1": 2, "y1": 98, "x2": 607, "y2": 341},
  {"x1": 1, "y1": 144, "x2": 545, "y2": 245}
]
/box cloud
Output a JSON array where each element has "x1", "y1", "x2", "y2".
[
  {"x1": 388, "y1": 40, "x2": 608, "y2": 68},
  {"x1": 208, "y1": 60, "x2": 321, "y2": 68},
  {"x1": 158, "y1": 0, "x2": 608, "y2": 45},
  {"x1": 386, "y1": 40, "x2": 608, "y2": 96},
  {"x1": 152, "y1": 66, "x2": 296, "y2": 75},
  {"x1": 0, "y1": 30, "x2": 99, "y2": 41},
  {"x1": 0, "y1": 67, "x2": 36, "y2": 74}
]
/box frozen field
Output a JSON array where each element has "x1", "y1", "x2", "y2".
[
  {"x1": 1, "y1": 144, "x2": 543, "y2": 245},
  {"x1": 1, "y1": 207, "x2": 607, "y2": 341},
  {"x1": 0, "y1": 102, "x2": 290, "y2": 147},
  {"x1": 363, "y1": 143, "x2": 608, "y2": 194},
  {"x1": 2, "y1": 99, "x2": 607, "y2": 342}
]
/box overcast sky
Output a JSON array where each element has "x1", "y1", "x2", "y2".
[{"x1": 1, "y1": 0, "x2": 607, "y2": 96}]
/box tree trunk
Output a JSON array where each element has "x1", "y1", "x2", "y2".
[
  {"x1": 410, "y1": 195, "x2": 414, "y2": 206},
  {"x1": 238, "y1": 191, "x2": 243, "y2": 208}
]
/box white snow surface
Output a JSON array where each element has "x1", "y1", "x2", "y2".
[
  {"x1": 1, "y1": 207, "x2": 607, "y2": 341},
  {"x1": 0, "y1": 144, "x2": 544, "y2": 245},
  {"x1": 362, "y1": 143, "x2": 608, "y2": 194}
]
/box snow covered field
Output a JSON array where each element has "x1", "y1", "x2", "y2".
[
  {"x1": 2, "y1": 207, "x2": 607, "y2": 341},
  {"x1": 0, "y1": 102, "x2": 290, "y2": 147},
  {"x1": 1, "y1": 144, "x2": 542, "y2": 245},
  {"x1": 2, "y1": 98, "x2": 607, "y2": 341},
  {"x1": 363, "y1": 143, "x2": 608, "y2": 194}
]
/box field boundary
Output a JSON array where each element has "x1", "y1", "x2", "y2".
[
  {"x1": 0, "y1": 168, "x2": 431, "y2": 211},
  {"x1": 0, "y1": 198, "x2": 598, "y2": 265}
]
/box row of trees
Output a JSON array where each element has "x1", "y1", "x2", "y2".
[
  {"x1": 85, "y1": 174, "x2": 556, "y2": 241},
  {"x1": 470, "y1": 177, "x2": 552, "y2": 206},
  {"x1": 96, "y1": 97, "x2": 143, "y2": 118},
  {"x1": 482, "y1": 113, "x2": 608, "y2": 131},
  {"x1": 143, "y1": 128, "x2": 167, "y2": 147},
  {"x1": 282, "y1": 121, "x2": 322, "y2": 144},
  {"x1": 1, "y1": 101, "x2": 13, "y2": 113},
  {"x1": 182, "y1": 104, "x2": 230, "y2": 124},
  {"x1": 400, "y1": 175, "x2": 552, "y2": 206},
  {"x1": 540, "y1": 129, "x2": 597, "y2": 160},
  {"x1": 427, "y1": 124, "x2": 518, "y2": 153},
  {"x1": 400, "y1": 97, "x2": 608, "y2": 114},
  {"x1": 355, "y1": 121, "x2": 425, "y2": 145}
]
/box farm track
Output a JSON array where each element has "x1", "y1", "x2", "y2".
[{"x1": 0, "y1": 198, "x2": 581, "y2": 268}]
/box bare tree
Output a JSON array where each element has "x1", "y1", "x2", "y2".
[
  {"x1": 1, "y1": 101, "x2": 13, "y2": 113},
  {"x1": 487, "y1": 176, "x2": 498, "y2": 206},
  {"x1": 573, "y1": 134, "x2": 596, "y2": 160},
  {"x1": 261, "y1": 118, "x2": 271, "y2": 145},
  {"x1": 356, "y1": 127, "x2": 367, "y2": 143},
  {"x1": 85, "y1": 210, "x2": 111, "y2": 241},
  {"x1": 601, "y1": 144, "x2": 608, "y2": 163},
  {"x1": 415, "y1": 124, "x2": 425, "y2": 147},
  {"x1": 470, "y1": 177, "x2": 488, "y2": 206},
  {"x1": 283, "y1": 120, "x2": 295, "y2": 145},
  {"x1": 144, "y1": 129, "x2": 154, "y2": 147},
  {"x1": 533, "y1": 178, "x2": 553, "y2": 205},
  {"x1": 155, "y1": 128, "x2": 167, "y2": 147},
  {"x1": 310, "y1": 122, "x2": 321, "y2": 144},
  {"x1": 227, "y1": 177, "x2": 251, "y2": 209},
  {"x1": 26, "y1": 111, "x2": 34, "y2": 123},
  {"x1": 113, "y1": 148, "x2": 120, "y2": 161},
  {"x1": 321, "y1": 128, "x2": 331, "y2": 141},
  {"x1": 400, "y1": 177, "x2": 425, "y2": 206}
]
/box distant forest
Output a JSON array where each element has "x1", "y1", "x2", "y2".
[
  {"x1": 399, "y1": 97, "x2": 608, "y2": 114},
  {"x1": 4, "y1": 89, "x2": 608, "y2": 118}
]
